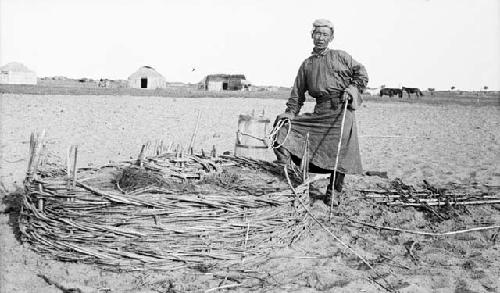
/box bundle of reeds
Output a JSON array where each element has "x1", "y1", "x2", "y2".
[{"x1": 20, "y1": 135, "x2": 310, "y2": 272}]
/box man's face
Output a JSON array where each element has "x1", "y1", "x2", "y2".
[{"x1": 312, "y1": 26, "x2": 333, "y2": 49}]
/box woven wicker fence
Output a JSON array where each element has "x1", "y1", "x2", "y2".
[{"x1": 20, "y1": 133, "x2": 312, "y2": 272}]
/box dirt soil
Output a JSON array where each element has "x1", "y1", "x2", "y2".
[{"x1": 1, "y1": 94, "x2": 499, "y2": 292}]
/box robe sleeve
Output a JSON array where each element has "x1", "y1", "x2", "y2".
[
  {"x1": 341, "y1": 51, "x2": 368, "y2": 110},
  {"x1": 348, "y1": 54, "x2": 369, "y2": 92},
  {"x1": 285, "y1": 62, "x2": 307, "y2": 115}
]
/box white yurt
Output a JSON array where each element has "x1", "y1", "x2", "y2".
[
  {"x1": 0, "y1": 62, "x2": 37, "y2": 85},
  {"x1": 127, "y1": 66, "x2": 166, "y2": 89}
]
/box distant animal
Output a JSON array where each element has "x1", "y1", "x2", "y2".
[
  {"x1": 402, "y1": 87, "x2": 423, "y2": 98},
  {"x1": 379, "y1": 88, "x2": 402, "y2": 98}
]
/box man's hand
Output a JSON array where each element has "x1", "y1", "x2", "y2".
[
  {"x1": 341, "y1": 91, "x2": 352, "y2": 103},
  {"x1": 276, "y1": 112, "x2": 295, "y2": 121}
]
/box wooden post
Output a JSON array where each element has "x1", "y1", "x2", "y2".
[
  {"x1": 26, "y1": 132, "x2": 36, "y2": 180},
  {"x1": 66, "y1": 145, "x2": 74, "y2": 190},
  {"x1": 211, "y1": 145, "x2": 217, "y2": 158},
  {"x1": 31, "y1": 130, "x2": 46, "y2": 181},
  {"x1": 153, "y1": 140, "x2": 158, "y2": 156},
  {"x1": 71, "y1": 145, "x2": 78, "y2": 190},
  {"x1": 40, "y1": 145, "x2": 48, "y2": 167},
  {"x1": 137, "y1": 144, "x2": 146, "y2": 167},
  {"x1": 301, "y1": 133, "x2": 310, "y2": 182},
  {"x1": 37, "y1": 183, "x2": 44, "y2": 211},
  {"x1": 158, "y1": 139, "x2": 164, "y2": 155},
  {"x1": 179, "y1": 148, "x2": 184, "y2": 168},
  {"x1": 188, "y1": 110, "x2": 201, "y2": 152}
]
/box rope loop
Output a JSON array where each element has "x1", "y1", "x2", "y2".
[{"x1": 268, "y1": 118, "x2": 291, "y2": 149}]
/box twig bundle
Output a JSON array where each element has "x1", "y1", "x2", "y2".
[
  {"x1": 20, "y1": 135, "x2": 310, "y2": 272},
  {"x1": 358, "y1": 178, "x2": 499, "y2": 207}
]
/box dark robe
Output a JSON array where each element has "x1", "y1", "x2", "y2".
[{"x1": 275, "y1": 48, "x2": 368, "y2": 174}]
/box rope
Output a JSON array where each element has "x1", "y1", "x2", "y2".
[
  {"x1": 237, "y1": 131, "x2": 267, "y2": 143},
  {"x1": 268, "y1": 118, "x2": 291, "y2": 149},
  {"x1": 238, "y1": 118, "x2": 291, "y2": 149},
  {"x1": 236, "y1": 117, "x2": 292, "y2": 149}
]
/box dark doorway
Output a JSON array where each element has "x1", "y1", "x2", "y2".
[
  {"x1": 222, "y1": 82, "x2": 228, "y2": 90},
  {"x1": 141, "y1": 78, "x2": 148, "y2": 88}
]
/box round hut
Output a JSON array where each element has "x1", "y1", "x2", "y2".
[
  {"x1": 127, "y1": 66, "x2": 166, "y2": 89},
  {"x1": 0, "y1": 62, "x2": 37, "y2": 85}
]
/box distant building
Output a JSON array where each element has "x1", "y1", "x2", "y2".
[
  {"x1": 0, "y1": 62, "x2": 37, "y2": 85},
  {"x1": 200, "y1": 74, "x2": 247, "y2": 91},
  {"x1": 128, "y1": 66, "x2": 166, "y2": 89},
  {"x1": 265, "y1": 86, "x2": 279, "y2": 92},
  {"x1": 365, "y1": 87, "x2": 381, "y2": 95}
]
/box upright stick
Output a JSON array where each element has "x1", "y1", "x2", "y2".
[
  {"x1": 26, "y1": 132, "x2": 36, "y2": 179},
  {"x1": 137, "y1": 144, "x2": 147, "y2": 167},
  {"x1": 188, "y1": 110, "x2": 201, "y2": 152},
  {"x1": 31, "y1": 130, "x2": 46, "y2": 180},
  {"x1": 329, "y1": 100, "x2": 349, "y2": 220},
  {"x1": 301, "y1": 133, "x2": 310, "y2": 182},
  {"x1": 71, "y1": 145, "x2": 78, "y2": 189},
  {"x1": 66, "y1": 145, "x2": 75, "y2": 190}
]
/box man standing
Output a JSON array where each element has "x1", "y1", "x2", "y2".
[{"x1": 274, "y1": 19, "x2": 368, "y2": 205}]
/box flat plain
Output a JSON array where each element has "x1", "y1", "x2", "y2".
[{"x1": 1, "y1": 92, "x2": 499, "y2": 292}]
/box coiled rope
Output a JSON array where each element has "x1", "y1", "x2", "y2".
[{"x1": 268, "y1": 118, "x2": 291, "y2": 149}]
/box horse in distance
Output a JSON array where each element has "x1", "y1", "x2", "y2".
[
  {"x1": 379, "y1": 88, "x2": 403, "y2": 98},
  {"x1": 402, "y1": 87, "x2": 423, "y2": 98}
]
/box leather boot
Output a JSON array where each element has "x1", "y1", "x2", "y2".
[
  {"x1": 334, "y1": 172, "x2": 345, "y2": 192},
  {"x1": 324, "y1": 172, "x2": 345, "y2": 206}
]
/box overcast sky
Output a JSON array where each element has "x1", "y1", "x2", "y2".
[{"x1": 1, "y1": 0, "x2": 499, "y2": 90}]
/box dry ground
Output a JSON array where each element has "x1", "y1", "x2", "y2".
[{"x1": 0, "y1": 93, "x2": 499, "y2": 292}]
